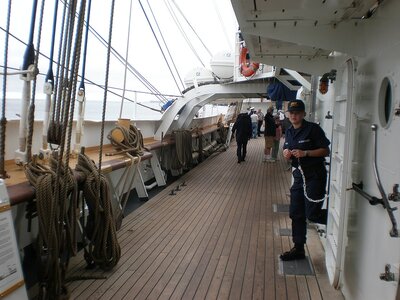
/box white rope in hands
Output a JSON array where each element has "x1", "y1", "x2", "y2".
[{"x1": 297, "y1": 159, "x2": 327, "y2": 203}]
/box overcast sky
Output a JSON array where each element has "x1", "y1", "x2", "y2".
[{"x1": 1, "y1": 0, "x2": 238, "y2": 104}]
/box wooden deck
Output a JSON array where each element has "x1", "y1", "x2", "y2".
[{"x1": 66, "y1": 138, "x2": 344, "y2": 300}]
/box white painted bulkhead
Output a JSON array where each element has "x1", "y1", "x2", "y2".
[
  {"x1": 314, "y1": 11, "x2": 400, "y2": 300},
  {"x1": 336, "y1": 46, "x2": 400, "y2": 300},
  {"x1": 231, "y1": 0, "x2": 400, "y2": 298}
]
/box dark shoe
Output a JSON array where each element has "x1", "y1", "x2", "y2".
[
  {"x1": 237, "y1": 160, "x2": 241, "y2": 164},
  {"x1": 280, "y1": 246, "x2": 305, "y2": 261}
]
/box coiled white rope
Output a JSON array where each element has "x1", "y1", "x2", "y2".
[{"x1": 296, "y1": 160, "x2": 327, "y2": 203}]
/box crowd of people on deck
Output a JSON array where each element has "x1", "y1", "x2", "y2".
[
  {"x1": 232, "y1": 100, "x2": 331, "y2": 262},
  {"x1": 232, "y1": 105, "x2": 290, "y2": 164}
]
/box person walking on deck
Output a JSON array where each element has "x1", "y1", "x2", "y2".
[
  {"x1": 257, "y1": 109, "x2": 264, "y2": 137},
  {"x1": 232, "y1": 111, "x2": 252, "y2": 163},
  {"x1": 263, "y1": 107, "x2": 276, "y2": 162},
  {"x1": 280, "y1": 100, "x2": 330, "y2": 261},
  {"x1": 250, "y1": 111, "x2": 258, "y2": 138},
  {"x1": 270, "y1": 115, "x2": 282, "y2": 162}
]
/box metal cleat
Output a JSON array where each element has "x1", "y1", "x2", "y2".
[
  {"x1": 388, "y1": 184, "x2": 400, "y2": 202},
  {"x1": 379, "y1": 264, "x2": 396, "y2": 282}
]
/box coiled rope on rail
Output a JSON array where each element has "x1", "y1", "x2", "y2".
[
  {"x1": 171, "y1": 129, "x2": 192, "y2": 169},
  {"x1": 107, "y1": 124, "x2": 144, "y2": 156},
  {"x1": 217, "y1": 120, "x2": 227, "y2": 144},
  {"x1": 75, "y1": 151, "x2": 121, "y2": 270}
]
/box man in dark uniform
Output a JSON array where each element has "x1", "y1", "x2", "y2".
[
  {"x1": 232, "y1": 111, "x2": 252, "y2": 163},
  {"x1": 280, "y1": 100, "x2": 330, "y2": 261}
]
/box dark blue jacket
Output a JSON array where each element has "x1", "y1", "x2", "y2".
[
  {"x1": 232, "y1": 113, "x2": 252, "y2": 142},
  {"x1": 283, "y1": 120, "x2": 330, "y2": 168},
  {"x1": 264, "y1": 112, "x2": 276, "y2": 137}
]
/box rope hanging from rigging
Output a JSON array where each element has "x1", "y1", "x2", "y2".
[
  {"x1": 75, "y1": 150, "x2": 121, "y2": 270},
  {"x1": 24, "y1": 154, "x2": 78, "y2": 299},
  {"x1": 0, "y1": 0, "x2": 12, "y2": 179},
  {"x1": 73, "y1": 0, "x2": 122, "y2": 271},
  {"x1": 139, "y1": 0, "x2": 184, "y2": 93},
  {"x1": 23, "y1": 0, "x2": 87, "y2": 298},
  {"x1": 26, "y1": 0, "x2": 46, "y2": 162}
]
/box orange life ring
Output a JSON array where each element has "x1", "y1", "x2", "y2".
[{"x1": 239, "y1": 47, "x2": 259, "y2": 77}]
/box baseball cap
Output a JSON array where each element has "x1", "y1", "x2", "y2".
[{"x1": 287, "y1": 100, "x2": 305, "y2": 112}]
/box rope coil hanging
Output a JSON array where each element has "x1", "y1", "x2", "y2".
[
  {"x1": 74, "y1": 0, "x2": 121, "y2": 271},
  {"x1": 75, "y1": 150, "x2": 121, "y2": 270},
  {"x1": 171, "y1": 129, "x2": 192, "y2": 169},
  {"x1": 24, "y1": 154, "x2": 78, "y2": 299}
]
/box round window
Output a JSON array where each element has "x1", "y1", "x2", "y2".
[{"x1": 379, "y1": 77, "x2": 393, "y2": 128}]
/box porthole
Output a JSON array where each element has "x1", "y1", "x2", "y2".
[{"x1": 379, "y1": 77, "x2": 393, "y2": 128}]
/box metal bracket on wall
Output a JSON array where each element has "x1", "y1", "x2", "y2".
[
  {"x1": 388, "y1": 184, "x2": 400, "y2": 202},
  {"x1": 379, "y1": 264, "x2": 396, "y2": 282},
  {"x1": 370, "y1": 124, "x2": 399, "y2": 238}
]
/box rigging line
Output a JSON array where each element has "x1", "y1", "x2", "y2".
[
  {"x1": 0, "y1": 0, "x2": 12, "y2": 179},
  {"x1": 58, "y1": 0, "x2": 168, "y2": 104},
  {"x1": 138, "y1": 0, "x2": 183, "y2": 94},
  {"x1": 146, "y1": 0, "x2": 185, "y2": 91},
  {"x1": 21, "y1": 0, "x2": 38, "y2": 71},
  {"x1": 54, "y1": 0, "x2": 74, "y2": 128},
  {"x1": 65, "y1": 0, "x2": 87, "y2": 157},
  {"x1": 79, "y1": 0, "x2": 92, "y2": 90},
  {"x1": 0, "y1": 64, "x2": 164, "y2": 113},
  {"x1": 45, "y1": 0, "x2": 59, "y2": 85},
  {"x1": 211, "y1": 0, "x2": 232, "y2": 52},
  {"x1": 105, "y1": 85, "x2": 182, "y2": 98},
  {"x1": 164, "y1": 0, "x2": 205, "y2": 67},
  {"x1": 51, "y1": 0, "x2": 68, "y2": 123},
  {"x1": 83, "y1": 23, "x2": 167, "y2": 104},
  {"x1": 82, "y1": 77, "x2": 162, "y2": 113},
  {"x1": 119, "y1": 0, "x2": 133, "y2": 119},
  {"x1": 26, "y1": 0, "x2": 46, "y2": 162},
  {"x1": 85, "y1": 24, "x2": 168, "y2": 104},
  {"x1": 170, "y1": 0, "x2": 213, "y2": 57},
  {"x1": 0, "y1": 29, "x2": 167, "y2": 115},
  {"x1": 99, "y1": 0, "x2": 116, "y2": 172},
  {"x1": 59, "y1": 0, "x2": 79, "y2": 126}
]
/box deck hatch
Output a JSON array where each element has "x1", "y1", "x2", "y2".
[
  {"x1": 273, "y1": 203, "x2": 290, "y2": 213},
  {"x1": 280, "y1": 256, "x2": 315, "y2": 276},
  {"x1": 277, "y1": 228, "x2": 292, "y2": 236}
]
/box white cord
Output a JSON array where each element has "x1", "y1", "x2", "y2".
[{"x1": 296, "y1": 161, "x2": 327, "y2": 203}]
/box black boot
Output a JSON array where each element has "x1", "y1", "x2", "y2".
[{"x1": 280, "y1": 244, "x2": 305, "y2": 261}]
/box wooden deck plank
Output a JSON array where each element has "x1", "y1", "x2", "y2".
[
  {"x1": 239, "y1": 160, "x2": 263, "y2": 300},
  {"x1": 270, "y1": 162, "x2": 288, "y2": 300},
  {"x1": 197, "y1": 149, "x2": 257, "y2": 300},
  {"x1": 169, "y1": 150, "x2": 256, "y2": 300},
  {"x1": 176, "y1": 166, "x2": 248, "y2": 299},
  {"x1": 251, "y1": 159, "x2": 267, "y2": 300},
  {"x1": 306, "y1": 276, "x2": 323, "y2": 300},
  {"x1": 66, "y1": 138, "x2": 344, "y2": 300},
  {"x1": 214, "y1": 164, "x2": 256, "y2": 299},
  {"x1": 146, "y1": 181, "x2": 241, "y2": 299},
  {"x1": 296, "y1": 275, "x2": 311, "y2": 300},
  {"x1": 73, "y1": 157, "x2": 232, "y2": 298},
  {"x1": 117, "y1": 188, "x2": 232, "y2": 299},
  {"x1": 69, "y1": 161, "x2": 225, "y2": 296},
  {"x1": 274, "y1": 159, "x2": 300, "y2": 300}
]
